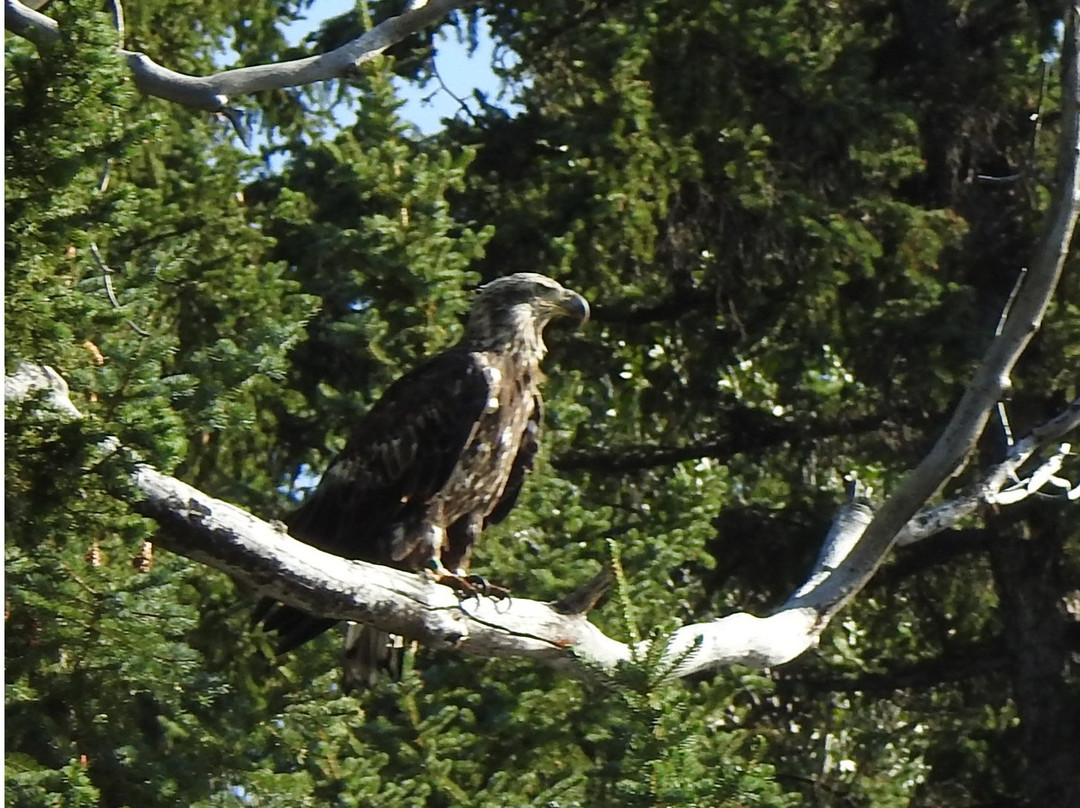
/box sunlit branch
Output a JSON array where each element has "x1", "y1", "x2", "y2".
[
  {"x1": 5, "y1": 0, "x2": 471, "y2": 112},
  {"x1": 8, "y1": 363, "x2": 1073, "y2": 681},
  {"x1": 808, "y1": 3, "x2": 1080, "y2": 610}
]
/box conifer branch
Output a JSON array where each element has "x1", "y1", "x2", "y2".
[
  {"x1": 4, "y1": 0, "x2": 471, "y2": 111},
  {"x1": 782, "y1": 636, "x2": 1009, "y2": 694},
  {"x1": 552, "y1": 409, "x2": 924, "y2": 473}
]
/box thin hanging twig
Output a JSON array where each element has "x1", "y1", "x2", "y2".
[{"x1": 88, "y1": 242, "x2": 151, "y2": 337}]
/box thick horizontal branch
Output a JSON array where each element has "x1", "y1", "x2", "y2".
[
  {"x1": 4, "y1": 363, "x2": 883, "y2": 679},
  {"x1": 133, "y1": 463, "x2": 879, "y2": 678},
  {"x1": 133, "y1": 462, "x2": 628, "y2": 674},
  {"x1": 7, "y1": 355, "x2": 1075, "y2": 681},
  {"x1": 5, "y1": 0, "x2": 469, "y2": 111}
]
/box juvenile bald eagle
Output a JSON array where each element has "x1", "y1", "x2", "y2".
[{"x1": 256, "y1": 273, "x2": 589, "y2": 688}]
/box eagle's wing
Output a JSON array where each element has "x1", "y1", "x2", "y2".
[
  {"x1": 257, "y1": 349, "x2": 491, "y2": 654},
  {"x1": 285, "y1": 347, "x2": 492, "y2": 563}
]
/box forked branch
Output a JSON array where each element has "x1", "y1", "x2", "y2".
[
  {"x1": 5, "y1": 364, "x2": 1075, "y2": 680},
  {"x1": 801, "y1": 2, "x2": 1080, "y2": 614}
]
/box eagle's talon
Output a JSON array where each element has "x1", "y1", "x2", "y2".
[
  {"x1": 464, "y1": 574, "x2": 511, "y2": 601},
  {"x1": 433, "y1": 570, "x2": 511, "y2": 604},
  {"x1": 462, "y1": 573, "x2": 488, "y2": 595},
  {"x1": 459, "y1": 573, "x2": 511, "y2": 602}
]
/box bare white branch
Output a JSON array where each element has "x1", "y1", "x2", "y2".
[
  {"x1": 802, "y1": 4, "x2": 1080, "y2": 605},
  {"x1": 661, "y1": 502, "x2": 875, "y2": 679},
  {"x1": 5, "y1": 363, "x2": 84, "y2": 419},
  {"x1": 0, "y1": 363, "x2": 881, "y2": 676},
  {"x1": 5, "y1": 0, "x2": 471, "y2": 111},
  {"x1": 897, "y1": 397, "x2": 1080, "y2": 546},
  {"x1": 133, "y1": 457, "x2": 882, "y2": 677},
  {"x1": 7, "y1": 363, "x2": 1071, "y2": 681}
]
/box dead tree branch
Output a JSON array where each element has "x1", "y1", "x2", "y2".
[
  {"x1": 5, "y1": 363, "x2": 1074, "y2": 680},
  {"x1": 5, "y1": 0, "x2": 471, "y2": 111},
  {"x1": 897, "y1": 396, "x2": 1080, "y2": 546},
  {"x1": 795, "y1": 3, "x2": 1080, "y2": 617}
]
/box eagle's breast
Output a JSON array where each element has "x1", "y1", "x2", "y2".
[{"x1": 429, "y1": 351, "x2": 538, "y2": 528}]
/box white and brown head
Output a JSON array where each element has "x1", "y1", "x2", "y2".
[{"x1": 463, "y1": 273, "x2": 589, "y2": 357}]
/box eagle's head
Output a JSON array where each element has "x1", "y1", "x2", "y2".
[{"x1": 464, "y1": 273, "x2": 589, "y2": 356}]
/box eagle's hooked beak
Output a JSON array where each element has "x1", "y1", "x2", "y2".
[{"x1": 556, "y1": 290, "x2": 590, "y2": 326}]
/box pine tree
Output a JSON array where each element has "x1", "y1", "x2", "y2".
[{"x1": 6, "y1": 0, "x2": 1077, "y2": 805}]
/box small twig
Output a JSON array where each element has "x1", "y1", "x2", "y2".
[
  {"x1": 97, "y1": 160, "x2": 111, "y2": 193},
  {"x1": 430, "y1": 55, "x2": 477, "y2": 124},
  {"x1": 976, "y1": 172, "x2": 1024, "y2": 184},
  {"x1": 218, "y1": 106, "x2": 251, "y2": 147},
  {"x1": 975, "y1": 57, "x2": 1051, "y2": 184},
  {"x1": 89, "y1": 242, "x2": 122, "y2": 308},
  {"x1": 844, "y1": 473, "x2": 872, "y2": 503},
  {"x1": 1031, "y1": 57, "x2": 1049, "y2": 158},
  {"x1": 88, "y1": 242, "x2": 151, "y2": 337},
  {"x1": 996, "y1": 401, "x2": 1015, "y2": 450},
  {"x1": 66, "y1": 568, "x2": 102, "y2": 598},
  {"x1": 552, "y1": 564, "x2": 614, "y2": 615},
  {"x1": 91, "y1": 165, "x2": 151, "y2": 337},
  {"x1": 994, "y1": 267, "x2": 1027, "y2": 448},
  {"x1": 995, "y1": 267, "x2": 1028, "y2": 338}
]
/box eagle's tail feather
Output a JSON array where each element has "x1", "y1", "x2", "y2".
[
  {"x1": 342, "y1": 623, "x2": 406, "y2": 693},
  {"x1": 254, "y1": 599, "x2": 337, "y2": 655}
]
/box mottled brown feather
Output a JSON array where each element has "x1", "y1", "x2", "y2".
[{"x1": 255, "y1": 273, "x2": 587, "y2": 677}]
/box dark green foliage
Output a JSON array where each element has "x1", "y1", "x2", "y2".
[
  {"x1": 6, "y1": 0, "x2": 1077, "y2": 806},
  {"x1": 5, "y1": 1, "x2": 316, "y2": 804},
  {"x1": 565, "y1": 550, "x2": 793, "y2": 807},
  {"x1": 245, "y1": 62, "x2": 492, "y2": 485},
  {"x1": 6, "y1": 0, "x2": 153, "y2": 382},
  {"x1": 574, "y1": 665, "x2": 792, "y2": 808}
]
